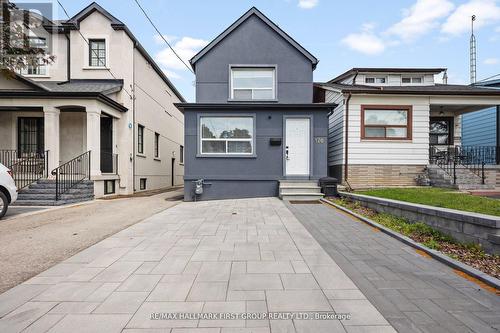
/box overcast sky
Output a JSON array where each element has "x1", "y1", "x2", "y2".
[{"x1": 57, "y1": 0, "x2": 500, "y2": 102}]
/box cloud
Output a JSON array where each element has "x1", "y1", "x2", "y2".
[
  {"x1": 484, "y1": 57, "x2": 499, "y2": 64},
  {"x1": 341, "y1": 24, "x2": 386, "y2": 55},
  {"x1": 298, "y1": 0, "x2": 318, "y2": 9},
  {"x1": 442, "y1": 0, "x2": 500, "y2": 35},
  {"x1": 153, "y1": 34, "x2": 177, "y2": 45},
  {"x1": 386, "y1": 0, "x2": 455, "y2": 41},
  {"x1": 155, "y1": 36, "x2": 208, "y2": 73}
]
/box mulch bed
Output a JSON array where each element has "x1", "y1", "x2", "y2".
[{"x1": 333, "y1": 199, "x2": 500, "y2": 280}]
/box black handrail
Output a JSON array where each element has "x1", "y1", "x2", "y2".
[
  {"x1": 51, "y1": 151, "x2": 91, "y2": 201},
  {"x1": 430, "y1": 145, "x2": 490, "y2": 184},
  {"x1": 9, "y1": 150, "x2": 49, "y2": 190}
]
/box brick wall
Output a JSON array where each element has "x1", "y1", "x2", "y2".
[{"x1": 343, "y1": 164, "x2": 426, "y2": 189}]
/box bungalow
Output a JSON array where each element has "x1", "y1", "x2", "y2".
[
  {"x1": 176, "y1": 7, "x2": 334, "y2": 201},
  {"x1": 0, "y1": 3, "x2": 185, "y2": 205},
  {"x1": 315, "y1": 68, "x2": 500, "y2": 190}
]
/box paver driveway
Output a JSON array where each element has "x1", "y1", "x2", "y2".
[{"x1": 0, "y1": 198, "x2": 394, "y2": 333}]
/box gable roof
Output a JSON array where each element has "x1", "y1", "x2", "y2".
[
  {"x1": 56, "y1": 2, "x2": 186, "y2": 102},
  {"x1": 329, "y1": 68, "x2": 447, "y2": 83},
  {"x1": 190, "y1": 7, "x2": 318, "y2": 70}
]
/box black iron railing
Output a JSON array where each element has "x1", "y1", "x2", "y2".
[
  {"x1": 52, "y1": 151, "x2": 91, "y2": 201},
  {"x1": 0, "y1": 149, "x2": 47, "y2": 168},
  {"x1": 429, "y1": 145, "x2": 495, "y2": 184},
  {"x1": 9, "y1": 151, "x2": 49, "y2": 190}
]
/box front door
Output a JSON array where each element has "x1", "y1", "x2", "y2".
[
  {"x1": 17, "y1": 117, "x2": 44, "y2": 155},
  {"x1": 100, "y1": 117, "x2": 113, "y2": 173},
  {"x1": 285, "y1": 118, "x2": 310, "y2": 176}
]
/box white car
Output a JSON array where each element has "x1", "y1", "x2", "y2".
[{"x1": 0, "y1": 163, "x2": 17, "y2": 219}]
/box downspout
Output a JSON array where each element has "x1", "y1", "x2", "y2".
[
  {"x1": 343, "y1": 70, "x2": 358, "y2": 189},
  {"x1": 65, "y1": 33, "x2": 70, "y2": 81},
  {"x1": 132, "y1": 43, "x2": 136, "y2": 191}
]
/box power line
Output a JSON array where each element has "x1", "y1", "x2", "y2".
[
  {"x1": 57, "y1": 0, "x2": 184, "y2": 125},
  {"x1": 56, "y1": 0, "x2": 134, "y2": 100},
  {"x1": 476, "y1": 73, "x2": 500, "y2": 83},
  {"x1": 131, "y1": 0, "x2": 194, "y2": 74}
]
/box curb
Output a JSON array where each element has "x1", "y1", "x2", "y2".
[{"x1": 320, "y1": 198, "x2": 500, "y2": 291}]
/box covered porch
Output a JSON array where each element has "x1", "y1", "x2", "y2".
[{"x1": 0, "y1": 98, "x2": 123, "y2": 196}]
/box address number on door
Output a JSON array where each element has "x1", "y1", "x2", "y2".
[{"x1": 314, "y1": 137, "x2": 326, "y2": 144}]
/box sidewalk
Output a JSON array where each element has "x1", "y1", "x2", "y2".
[{"x1": 0, "y1": 198, "x2": 394, "y2": 333}]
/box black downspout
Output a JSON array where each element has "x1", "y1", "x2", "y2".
[
  {"x1": 65, "y1": 33, "x2": 70, "y2": 81},
  {"x1": 132, "y1": 43, "x2": 136, "y2": 191}
]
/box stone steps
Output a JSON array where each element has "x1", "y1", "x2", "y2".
[
  {"x1": 427, "y1": 165, "x2": 494, "y2": 190},
  {"x1": 12, "y1": 179, "x2": 94, "y2": 206},
  {"x1": 279, "y1": 180, "x2": 324, "y2": 201}
]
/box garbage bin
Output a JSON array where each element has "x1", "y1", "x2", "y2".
[{"x1": 318, "y1": 177, "x2": 339, "y2": 197}]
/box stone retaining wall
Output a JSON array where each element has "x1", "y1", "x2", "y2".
[{"x1": 340, "y1": 192, "x2": 500, "y2": 254}]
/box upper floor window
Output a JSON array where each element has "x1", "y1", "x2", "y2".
[
  {"x1": 365, "y1": 77, "x2": 386, "y2": 84},
  {"x1": 19, "y1": 58, "x2": 47, "y2": 76},
  {"x1": 402, "y1": 76, "x2": 423, "y2": 84},
  {"x1": 361, "y1": 105, "x2": 412, "y2": 140},
  {"x1": 89, "y1": 39, "x2": 106, "y2": 67},
  {"x1": 230, "y1": 67, "x2": 275, "y2": 100}
]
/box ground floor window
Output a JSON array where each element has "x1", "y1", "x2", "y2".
[
  {"x1": 361, "y1": 105, "x2": 412, "y2": 140},
  {"x1": 430, "y1": 117, "x2": 454, "y2": 145},
  {"x1": 200, "y1": 116, "x2": 254, "y2": 155},
  {"x1": 104, "y1": 180, "x2": 115, "y2": 195},
  {"x1": 154, "y1": 132, "x2": 160, "y2": 158},
  {"x1": 180, "y1": 145, "x2": 184, "y2": 163},
  {"x1": 140, "y1": 178, "x2": 147, "y2": 190}
]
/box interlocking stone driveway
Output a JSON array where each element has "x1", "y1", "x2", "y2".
[
  {"x1": 0, "y1": 198, "x2": 395, "y2": 333},
  {"x1": 288, "y1": 202, "x2": 500, "y2": 333}
]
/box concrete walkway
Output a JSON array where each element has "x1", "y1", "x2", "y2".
[
  {"x1": 0, "y1": 198, "x2": 394, "y2": 333},
  {"x1": 288, "y1": 202, "x2": 500, "y2": 333}
]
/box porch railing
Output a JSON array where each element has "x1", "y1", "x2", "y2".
[
  {"x1": 51, "y1": 151, "x2": 91, "y2": 201},
  {"x1": 9, "y1": 150, "x2": 49, "y2": 190},
  {"x1": 429, "y1": 145, "x2": 498, "y2": 184}
]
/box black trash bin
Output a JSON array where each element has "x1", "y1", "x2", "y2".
[{"x1": 318, "y1": 177, "x2": 339, "y2": 197}]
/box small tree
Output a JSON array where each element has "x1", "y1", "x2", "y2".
[{"x1": 0, "y1": 0, "x2": 54, "y2": 78}]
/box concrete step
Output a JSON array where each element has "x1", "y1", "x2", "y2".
[
  {"x1": 17, "y1": 193, "x2": 93, "y2": 201},
  {"x1": 19, "y1": 188, "x2": 93, "y2": 195},
  {"x1": 457, "y1": 184, "x2": 496, "y2": 190},
  {"x1": 279, "y1": 193, "x2": 324, "y2": 201},
  {"x1": 279, "y1": 186, "x2": 321, "y2": 195}
]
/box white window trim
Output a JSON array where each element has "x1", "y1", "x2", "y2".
[
  {"x1": 83, "y1": 35, "x2": 110, "y2": 70},
  {"x1": 364, "y1": 75, "x2": 387, "y2": 85},
  {"x1": 401, "y1": 76, "x2": 424, "y2": 85},
  {"x1": 229, "y1": 66, "x2": 277, "y2": 101},
  {"x1": 198, "y1": 115, "x2": 257, "y2": 157}
]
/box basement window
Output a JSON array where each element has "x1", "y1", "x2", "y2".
[
  {"x1": 104, "y1": 180, "x2": 115, "y2": 195},
  {"x1": 140, "y1": 178, "x2": 147, "y2": 190}
]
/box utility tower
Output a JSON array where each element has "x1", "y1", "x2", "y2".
[{"x1": 470, "y1": 15, "x2": 476, "y2": 84}]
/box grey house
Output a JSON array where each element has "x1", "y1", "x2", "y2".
[{"x1": 176, "y1": 7, "x2": 335, "y2": 201}]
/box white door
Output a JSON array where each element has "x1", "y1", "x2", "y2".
[{"x1": 285, "y1": 118, "x2": 310, "y2": 176}]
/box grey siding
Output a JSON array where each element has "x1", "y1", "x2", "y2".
[
  {"x1": 326, "y1": 91, "x2": 344, "y2": 167},
  {"x1": 462, "y1": 107, "x2": 498, "y2": 146},
  {"x1": 195, "y1": 15, "x2": 313, "y2": 104},
  {"x1": 183, "y1": 108, "x2": 328, "y2": 201}
]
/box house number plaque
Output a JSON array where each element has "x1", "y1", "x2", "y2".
[{"x1": 314, "y1": 137, "x2": 326, "y2": 144}]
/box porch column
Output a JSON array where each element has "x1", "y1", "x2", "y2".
[
  {"x1": 86, "y1": 110, "x2": 101, "y2": 177},
  {"x1": 43, "y1": 107, "x2": 60, "y2": 173}
]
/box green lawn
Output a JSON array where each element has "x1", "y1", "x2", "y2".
[{"x1": 356, "y1": 187, "x2": 500, "y2": 217}]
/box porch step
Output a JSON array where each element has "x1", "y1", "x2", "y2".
[
  {"x1": 12, "y1": 179, "x2": 94, "y2": 207},
  {"x1": 426, "y1": 164, "x2": 495, "y2": 190},
  {"x1": 278, "y1": 180, "x2": 324, "y2": 201}
]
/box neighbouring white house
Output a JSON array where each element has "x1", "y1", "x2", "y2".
[
  {"x1": 314, "y1": 68, "x2": 500, "y2": 190},
  {"x1": 0, "y1": 2, "x2": 185, "y2": 205}
]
